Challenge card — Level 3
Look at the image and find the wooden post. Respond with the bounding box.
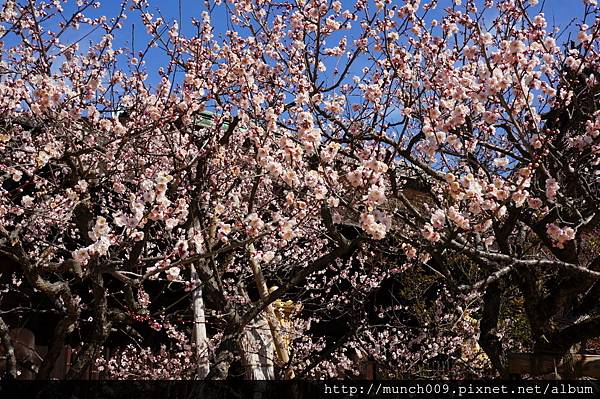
[247,244,291,377]
[507,352,600,379]
[191,265,210,379]
[241,316,275,380]
[364,360,377,380]
[190,216,210,380]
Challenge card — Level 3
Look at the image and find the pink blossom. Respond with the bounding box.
[360,212,387,240]
[367,185,386,204]
[113,212,127,227]
[546,224,576,249]
[527,197,543,209]
[421,224,440,242]
[72,248,90,265]
[494,157,509,168]
[346,169,363,187]
[545,178,559,202]
[166,267,181,281]
[21,195,34,207]
[431,209,446,229]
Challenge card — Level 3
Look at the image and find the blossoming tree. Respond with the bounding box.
[0,0,599,379]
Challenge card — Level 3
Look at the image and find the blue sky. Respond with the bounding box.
[100,0,589,84]
[1,0,592,89]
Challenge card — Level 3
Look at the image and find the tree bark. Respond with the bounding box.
[0,318,17,379]
[66,269,109,379]
[478,282,507,377]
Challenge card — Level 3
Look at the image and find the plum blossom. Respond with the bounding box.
[509,40,527,54]
[527,197,543,209]
[246,213,264,236]
[280,220,295,241]
[366,185,386,204]
[401,243,417,259]
[346,169,363,187]
[314,185,328,200]
[327,196,340,208]
[72,248,90,265]
[421,224,440,242]
[360,212,387,240]
[493,157,509,168]
[217,222,232,242]
[89,216,110,241]
[0,0,597,381]
[165,218,179,230]
[512,190,528,207]
[546,224,576,249]
[545,178,559,202]
[75,180,88,192]
[113,211,128,227]
[166,266,181,281]
[366,158,387,172]
[89,236,111,257]
[113,181,126,194]
[262,250,276,263]
[431,209,446,229]
[131,231,145,241]
[447,206,470,230]
[21,195,34,207]
[360,83,382,103]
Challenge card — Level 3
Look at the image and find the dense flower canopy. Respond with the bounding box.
[0,0,599,379]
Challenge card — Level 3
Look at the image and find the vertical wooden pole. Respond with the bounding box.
[241,317,275,380]
[365,360,377,380]
[191,265,210,379]
[190,215,210,379]
[247,244,291,377]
